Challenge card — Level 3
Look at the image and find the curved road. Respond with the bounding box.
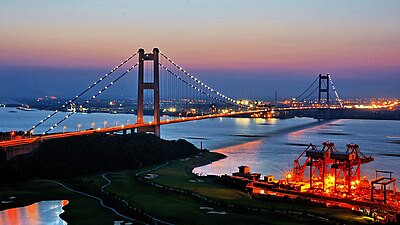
[49,180,145,225]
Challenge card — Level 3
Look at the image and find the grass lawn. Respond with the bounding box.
[80,152,346,225]
[102,170,320,225]
[133,151,374,224]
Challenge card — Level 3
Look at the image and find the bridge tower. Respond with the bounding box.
[318,74,330,119]
[137,48,161,137]
[318,73,330,108]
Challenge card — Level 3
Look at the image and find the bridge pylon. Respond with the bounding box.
[318,74,330,119]
[137,48,160,137]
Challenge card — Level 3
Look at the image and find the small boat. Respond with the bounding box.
[16,105,33,111]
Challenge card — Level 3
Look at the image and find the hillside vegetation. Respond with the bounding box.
[0,133,198,183]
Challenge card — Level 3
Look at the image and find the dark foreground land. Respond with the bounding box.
[0,134,379,224]
[0,133,197,183]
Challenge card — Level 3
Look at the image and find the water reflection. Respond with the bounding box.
[233,118,251,126]
[260,118,278,125]
[194,140,263,176]
[195,118,400,181]
[0,200,68,225]
[287,120,332,142]
[1,108,399,184]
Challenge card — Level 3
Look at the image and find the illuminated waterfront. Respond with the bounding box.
[188,118,400,179]
[1,107,399,180]
[0,200,68,225]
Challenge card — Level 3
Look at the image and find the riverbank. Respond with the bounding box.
[0,180,126,224]
[135,151,377,224]
[0,200,68,225]
[1,150,377,224]
[0,133,199,224]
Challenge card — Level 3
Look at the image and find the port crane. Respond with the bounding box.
[293,142,374,194]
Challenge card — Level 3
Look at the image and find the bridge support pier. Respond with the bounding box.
[2,141,40,161]
[137,48,160,137]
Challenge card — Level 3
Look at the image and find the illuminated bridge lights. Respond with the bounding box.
[24,49,346,139]
[26,51,139,136]
[42,62,139,134]
[159,51,243,106]
[158,62,240,108]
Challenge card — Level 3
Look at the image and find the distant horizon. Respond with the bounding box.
[0,63,399,101]
[1,95,398,103]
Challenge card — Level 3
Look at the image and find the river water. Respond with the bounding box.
[1,107,399,179]
[0,200,68,225]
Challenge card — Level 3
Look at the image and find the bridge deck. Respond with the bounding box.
[0,106,333,150]
[0,110,273,149]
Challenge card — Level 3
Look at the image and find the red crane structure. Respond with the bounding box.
[293,142,374,194]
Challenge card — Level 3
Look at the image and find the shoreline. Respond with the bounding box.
[1,150,378,224]
[188,150,227,174]
[0,200,69,224]
[133,151,373,224]
[1,106,400,122]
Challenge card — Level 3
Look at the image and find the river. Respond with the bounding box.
[1,106,399,179]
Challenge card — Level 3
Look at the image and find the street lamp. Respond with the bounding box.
[63,126,66,133]
[10,131,15,140]
[104,121,107,128]
[91,122,95,129]
[77,124,81,132]
[126,119,130,125]
[30,130,34,138]
[115,121,119,126]
[286,173,292,183]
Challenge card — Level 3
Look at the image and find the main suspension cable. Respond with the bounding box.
[159,52,240,106]
[159,63,238,107]
[297,86,319,103]
[329,75,343,107]
[27,51,139,135]
[43,62,139,134]
[295,76,319,100]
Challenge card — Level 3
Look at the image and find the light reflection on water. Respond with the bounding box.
[233,117,251,126]
[195,139,264,176]
[0,200,68,225]
[1,107,399,181]
[192,118,400,180]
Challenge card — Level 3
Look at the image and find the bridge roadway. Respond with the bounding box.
[0,106,330,151]
[1,109,284,149]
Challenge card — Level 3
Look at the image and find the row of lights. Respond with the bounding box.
[159,63,236,107]
[29,52,139,134]
[8,130,34,140]
[42,62,139,135]
[60,119,132,134]
[328,76,343,108]
[159,52,242,106]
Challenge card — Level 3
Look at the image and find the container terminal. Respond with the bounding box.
[218,142,399,223]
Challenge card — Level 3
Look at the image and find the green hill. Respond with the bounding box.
[0,133,198,183]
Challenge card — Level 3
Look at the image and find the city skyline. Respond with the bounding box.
[0,0,399,99]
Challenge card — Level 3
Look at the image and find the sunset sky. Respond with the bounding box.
[0,0,399,99]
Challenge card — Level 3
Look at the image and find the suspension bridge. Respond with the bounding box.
[0,48,343,160]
